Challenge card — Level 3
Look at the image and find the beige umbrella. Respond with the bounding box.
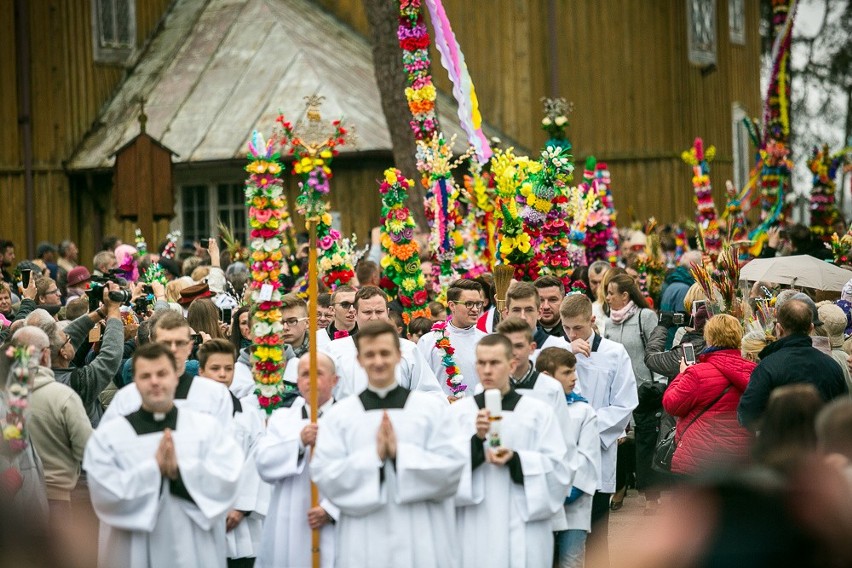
[739,255,852,291]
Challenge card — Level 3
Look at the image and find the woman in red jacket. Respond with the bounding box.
[663,314,755,475]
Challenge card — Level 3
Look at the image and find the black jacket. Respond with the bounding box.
[644,324,707,380]
[737,334,848,429]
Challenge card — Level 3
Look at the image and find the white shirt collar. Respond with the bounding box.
[367,381,399,399]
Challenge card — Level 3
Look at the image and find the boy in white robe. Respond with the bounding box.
[255,352,339,568]
[311,321,467,568]
[559,294,637,566]
[102,310,233,423]
[329,286,443,399]
[83,342,244,568]
[418,278,487,400]
[537,347,601,568]
[199,339,269,567]
[449,334,571,568]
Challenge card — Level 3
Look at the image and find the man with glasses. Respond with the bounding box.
[102,310,233,424]
[326,285,357,339]
[328,286,443,399]
[280,293,333,385]
[417,279,487,400]
[11,325,91,525]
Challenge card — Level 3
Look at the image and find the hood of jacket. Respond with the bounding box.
[697,349,755,391]
[238,347,251,367]
[665,266,695,286]
[31,365,57,391]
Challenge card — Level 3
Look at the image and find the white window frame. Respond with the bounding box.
[174,171,249,246]
[728,0,746,45]
[91,0,136,65]
[731,103,752,193]
[687,0,717,67]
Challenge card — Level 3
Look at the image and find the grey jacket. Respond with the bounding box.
[53,316,124,427]
[604,308,659,386]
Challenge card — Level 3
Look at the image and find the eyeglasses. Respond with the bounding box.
[452,301,483,310]
[282,317,308,327]
[46,289,60,296]
[335,301,355,311]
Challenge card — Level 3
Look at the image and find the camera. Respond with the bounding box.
[86,270,131,312]
[659,312,688,328]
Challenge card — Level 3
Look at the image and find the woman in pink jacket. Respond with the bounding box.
[663,314,755,475]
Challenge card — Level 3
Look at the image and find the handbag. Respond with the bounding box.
[652,384,731,473]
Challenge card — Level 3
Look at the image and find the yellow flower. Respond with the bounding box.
[3,425,21,439]
[321,212,332,226]
[384,170,397,184]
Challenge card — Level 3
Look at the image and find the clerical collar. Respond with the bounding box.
[474,388,522,412]
[448,321,475,332]
[359,384,410,410]
[511,361,539,390]
[126,406,179,435]
[367,381,399,399]
[301,398,335,420]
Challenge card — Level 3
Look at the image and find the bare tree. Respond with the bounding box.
[362,0,429,229]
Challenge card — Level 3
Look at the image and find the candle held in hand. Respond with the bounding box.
[484,389,502,448]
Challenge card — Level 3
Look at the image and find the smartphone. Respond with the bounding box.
[682,343,697,366]
[221,307,232,324]
[198,240,209,249]
[21,268,32,289]
[191,334,202,345]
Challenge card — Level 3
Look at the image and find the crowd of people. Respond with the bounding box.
[2,223,852,568]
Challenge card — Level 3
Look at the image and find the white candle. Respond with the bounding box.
[484,389,502,448]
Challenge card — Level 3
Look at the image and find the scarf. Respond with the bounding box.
[609,301,637,325]
[565,391,588,405]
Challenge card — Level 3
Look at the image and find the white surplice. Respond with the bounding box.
[255,396,337,568]
[417,323,486,396]
[227,394,271,561]
[101,374,234,425]
[328,335,444,400]
[449,393,571,568]
[310,387,466,568]
[83,408,244,568]
[556,400,600,532]
[230,364,255,399]
[573,333,638,493]
[531,334,572,363]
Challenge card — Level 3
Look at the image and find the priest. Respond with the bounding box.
[101,310,233,423]
[328,286,442,399]
[255,351,339,568]
[83,343,244,568]
[311,321,466,568]
[449,334,571,568]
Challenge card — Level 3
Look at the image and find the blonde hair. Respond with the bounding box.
[560,293,593,320]
[683,283,707,313]
[165,277,193,303]
[741,330,772,363]
[704,314,743,349]
[191,266,211,282]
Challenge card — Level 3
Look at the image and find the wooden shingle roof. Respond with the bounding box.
[68,0,477,170]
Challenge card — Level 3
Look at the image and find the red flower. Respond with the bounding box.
[413,290,428,305]
[399,294,413,308]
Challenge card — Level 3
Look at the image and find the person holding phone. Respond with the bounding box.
[662,315,755,476]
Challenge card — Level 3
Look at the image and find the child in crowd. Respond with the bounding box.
[537,347,601,568]
[198,339,268,568]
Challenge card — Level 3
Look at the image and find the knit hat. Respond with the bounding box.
[67,266,92,287]
[178,283,212,306]
[818,303,847,348]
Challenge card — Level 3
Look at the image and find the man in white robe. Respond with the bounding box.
[311,321,466,568]
[502,281,572,363]
[417,278,487,400]
[256,352,339,568]
[559,294,637,566]
[449,334,571,568]
[328,285,442,399]
[102,310,233,423]
[198,339,269,567]
[83,343,244,568]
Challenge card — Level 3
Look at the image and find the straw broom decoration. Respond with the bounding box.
[494,264,514,316]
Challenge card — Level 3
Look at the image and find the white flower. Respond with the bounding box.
[253,322,272,336]
[451,374,464,385]
[555,115,568,126]
[541,117,553,126]
[259,385,279,397]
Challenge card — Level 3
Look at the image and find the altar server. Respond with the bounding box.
[449,333,571,568]
[329,285,442,399]
[255,352,339,568]
[83,343,244,568]
[102,310,233,423]
[311,321,466,568]
[559,294,637,564]
[198,339,269,567]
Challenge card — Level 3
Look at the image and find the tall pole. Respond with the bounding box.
[307,218,320,568]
